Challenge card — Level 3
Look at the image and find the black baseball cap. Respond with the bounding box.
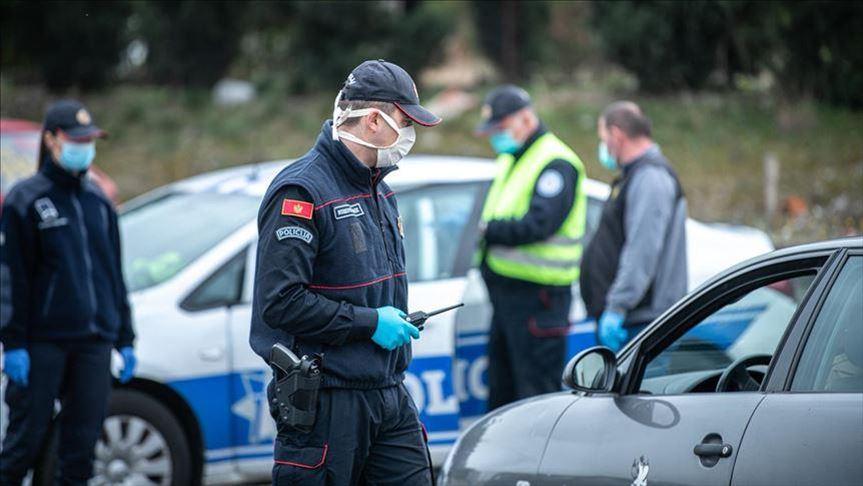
[475,85,532,134]
[43,99,106,141]
[340,60,441,127]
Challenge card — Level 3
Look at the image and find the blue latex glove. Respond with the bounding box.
[119,346,137,384]
[3,349,30,387]
[598,311,628,351]
[372,307,420,350]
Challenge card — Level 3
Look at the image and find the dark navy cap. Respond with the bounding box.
[340,60,441,127]
[475,85,532,133]
[43,99,106,141]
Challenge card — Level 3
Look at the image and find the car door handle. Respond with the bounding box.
[199,347,224,361]
[693,443,733,458]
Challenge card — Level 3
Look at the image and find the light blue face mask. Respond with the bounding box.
[490,130,522,155]
[598,141,618,171]
[59,141,95,172]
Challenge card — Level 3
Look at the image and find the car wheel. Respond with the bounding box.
[90,389,192,486]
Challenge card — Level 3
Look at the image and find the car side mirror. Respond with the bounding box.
[562,346,618,393]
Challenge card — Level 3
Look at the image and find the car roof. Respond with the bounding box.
[699,235,861,287]
[756,236,861,258]
[145,154,612,200]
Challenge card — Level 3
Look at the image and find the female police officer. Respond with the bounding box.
[0,99,136,485]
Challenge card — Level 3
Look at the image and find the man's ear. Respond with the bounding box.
[609,125,624,144]
[44,131,60,152]
[364,110,382,133]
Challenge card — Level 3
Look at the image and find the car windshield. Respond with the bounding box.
[120,191,259,292]
[640,275,814,394]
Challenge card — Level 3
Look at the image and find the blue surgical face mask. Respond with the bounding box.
[489,130,522,155]
[598,141,618,171]
[59,141,95,172]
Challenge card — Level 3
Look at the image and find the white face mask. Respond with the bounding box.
[332,92,416,168]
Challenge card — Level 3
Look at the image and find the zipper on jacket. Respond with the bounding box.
[41,274,58,317]
[71,195,98,314]
[369,169,395,269]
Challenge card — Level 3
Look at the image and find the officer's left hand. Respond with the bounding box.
[119,346,136,384]
[373,307,420,350]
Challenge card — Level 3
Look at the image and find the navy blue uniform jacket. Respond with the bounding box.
[0,160,134,350]
[250,121,409,389]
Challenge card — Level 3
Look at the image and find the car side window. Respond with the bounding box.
[639,274,815,395]
[397,183,482,282]
[791,256,863,393]
[181,248,248,311]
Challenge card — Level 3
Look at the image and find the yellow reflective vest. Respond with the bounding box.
[481,132,587,286]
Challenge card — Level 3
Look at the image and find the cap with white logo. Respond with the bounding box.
[476,85,532,134]
[43,99,106,141]
[339,60,441,127]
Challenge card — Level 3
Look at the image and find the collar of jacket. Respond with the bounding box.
[316,120,398,188]
[40,157,86,189]
[511,122,548,162]
[621,143,662,177]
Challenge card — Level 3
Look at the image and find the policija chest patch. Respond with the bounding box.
[34,197,68,229]
[276,226,313,243]
[333,202,364,220]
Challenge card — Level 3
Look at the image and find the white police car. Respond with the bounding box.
[1,155,773,484]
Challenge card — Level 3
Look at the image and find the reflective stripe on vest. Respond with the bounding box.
[481,132,587,286]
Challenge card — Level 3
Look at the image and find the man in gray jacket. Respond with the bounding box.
[580,101,688,350]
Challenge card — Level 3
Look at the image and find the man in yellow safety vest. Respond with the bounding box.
[476,85,587,410]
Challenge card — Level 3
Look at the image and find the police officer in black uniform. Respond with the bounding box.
[0,100,136,485]
[249,60,441,485]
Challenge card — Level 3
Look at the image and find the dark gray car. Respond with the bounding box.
[439,237,863,486]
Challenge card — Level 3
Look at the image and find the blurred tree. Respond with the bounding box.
[388,2,453,82]
[591,1,728,92]
[0,0,131,91]
[772,1,863,109]
[591,0,863,108]
[471,1,551,81]
[136,0,245,87]
[267,1,451,93]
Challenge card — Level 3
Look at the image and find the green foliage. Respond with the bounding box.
[772,1,863,109]
[471,1,551,81]
[592,1,732,92]
[135,0,246,87]
[0,0,131,91]
[260,1,452,93]
[591,0,863,108]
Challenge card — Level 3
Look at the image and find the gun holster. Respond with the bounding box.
[269,344,322,432]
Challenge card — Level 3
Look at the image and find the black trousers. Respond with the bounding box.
[268,382,433,486]
[0,340,112,486]
[486,280,570,411]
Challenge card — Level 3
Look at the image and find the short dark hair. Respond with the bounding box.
[601,101,652,138]
[336,99,396,128]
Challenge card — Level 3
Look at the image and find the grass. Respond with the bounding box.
[1,80,861,245]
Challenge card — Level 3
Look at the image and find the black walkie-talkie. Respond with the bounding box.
[405,303,464,330]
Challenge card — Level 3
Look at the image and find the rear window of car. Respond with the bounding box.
[120,191,259,292]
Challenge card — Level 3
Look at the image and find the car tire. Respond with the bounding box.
[91,388,193,486]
